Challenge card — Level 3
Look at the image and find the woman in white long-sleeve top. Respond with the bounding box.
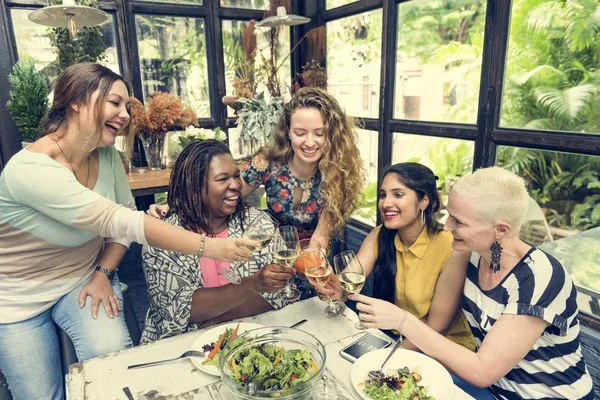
[0,62,257,400]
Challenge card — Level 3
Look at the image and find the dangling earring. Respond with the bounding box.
[420,209,425,226]
[490,240,503,273]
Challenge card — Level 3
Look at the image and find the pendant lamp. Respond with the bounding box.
[256,6,310,28]
[29,0,108,38]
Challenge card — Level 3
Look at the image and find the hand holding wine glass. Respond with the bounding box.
[273,226,301,301]
[303,245,345,317]
[333,250,366,329]
[219,211,278,284]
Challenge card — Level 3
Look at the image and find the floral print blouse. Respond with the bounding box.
[242,154,323,238]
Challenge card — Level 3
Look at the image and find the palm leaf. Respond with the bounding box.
[523,118,556,130]
[534,84,596,122]
[565,0,600,52]
[526,1,565,34]
[512,65,565,86]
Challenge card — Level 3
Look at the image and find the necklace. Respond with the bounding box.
[54,139,91,188]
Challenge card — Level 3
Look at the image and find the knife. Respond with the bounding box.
[290,319,307,328]
[122,387,134,400]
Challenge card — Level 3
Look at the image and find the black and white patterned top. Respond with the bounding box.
[462,248,594,399]
[140,207,285,343]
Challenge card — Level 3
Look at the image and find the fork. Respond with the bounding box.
[368,337,403,380]
[127,350,205,370]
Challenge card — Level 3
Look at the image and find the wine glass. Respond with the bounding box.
[273,226,301,302]
[333,250,366,330]
[219,211,278,284]
[302,245,345,318]
[313,375,337,399]
[295,238,320,280]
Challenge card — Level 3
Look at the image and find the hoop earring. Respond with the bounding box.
[490,240,503,273]
[420,209,425,226]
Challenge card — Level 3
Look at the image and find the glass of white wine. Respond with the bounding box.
[219,211,278,284]
[333,250,366,330]
[303,246,346,318]
[273,226,301,301]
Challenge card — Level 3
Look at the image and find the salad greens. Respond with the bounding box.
[202,325,240,368]
[226,341,319,391]
[363,367,433,400]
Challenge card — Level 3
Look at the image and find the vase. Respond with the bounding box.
[142,134,166,170]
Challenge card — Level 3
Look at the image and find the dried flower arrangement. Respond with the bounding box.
[129,92,198,139]
[293,26,327,93]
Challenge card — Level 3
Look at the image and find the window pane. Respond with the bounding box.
[327,10,382,119]
[353,129,378,226]
[11,9,119,79]
[496,146,600,313]
[394,0,486,123]
[326,0,358,10]
[135,15,210,118]
[222,20,291,118]
[501,0,600,134]
[222,0,266,9]
[392,133,474,202]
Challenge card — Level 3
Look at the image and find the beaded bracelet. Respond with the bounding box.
[198,233,207,258]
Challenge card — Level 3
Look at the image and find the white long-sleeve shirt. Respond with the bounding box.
[0,146,147,323]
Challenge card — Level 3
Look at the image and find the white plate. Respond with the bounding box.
[190,322,263,376]
[350,348,454,400]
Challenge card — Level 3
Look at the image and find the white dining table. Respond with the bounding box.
[66,297,474,399]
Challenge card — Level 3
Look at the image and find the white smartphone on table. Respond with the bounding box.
[339,333,393,363]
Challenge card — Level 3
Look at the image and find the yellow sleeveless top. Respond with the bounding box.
[373,226,476,351]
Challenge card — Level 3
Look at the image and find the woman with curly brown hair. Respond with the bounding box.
[150,88,366,249]
[241,87,365,248]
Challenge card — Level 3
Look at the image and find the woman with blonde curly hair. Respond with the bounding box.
[149,88,365,249]
[241,87,365,247]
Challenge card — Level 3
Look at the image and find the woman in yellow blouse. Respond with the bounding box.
[332,162,475,351]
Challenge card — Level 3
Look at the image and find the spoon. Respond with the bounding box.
[368,337,403,380]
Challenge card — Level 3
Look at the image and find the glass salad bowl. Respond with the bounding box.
[218,326,327,399]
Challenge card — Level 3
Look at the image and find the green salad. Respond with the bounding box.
[225,341,319,391]
[363,367,433,400]
[201,325,240,368]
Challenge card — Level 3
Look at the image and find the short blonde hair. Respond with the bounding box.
[451,166,529,236]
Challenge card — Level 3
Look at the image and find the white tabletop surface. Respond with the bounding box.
[66,297,474,399]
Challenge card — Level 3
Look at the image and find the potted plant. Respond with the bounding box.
[236,93,284,155]
[7,58,50,147]
[129,92,198,170]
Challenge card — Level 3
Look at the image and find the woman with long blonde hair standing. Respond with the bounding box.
[241,87,366,248]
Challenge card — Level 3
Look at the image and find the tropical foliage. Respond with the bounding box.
[345,0,599,234]
[502,0,600,132]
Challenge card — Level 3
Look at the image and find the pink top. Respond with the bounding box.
[199,227,232,288]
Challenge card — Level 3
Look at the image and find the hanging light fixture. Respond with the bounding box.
[29,0,108,38]
[256,6,310,28]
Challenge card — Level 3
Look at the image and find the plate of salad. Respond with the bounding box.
[350,348,453,400]
[190,322,263,376]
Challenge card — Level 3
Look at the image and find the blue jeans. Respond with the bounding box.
[0,274,132,400]
[451,374,495,399]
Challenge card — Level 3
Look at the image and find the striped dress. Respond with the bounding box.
[462,248,594,399]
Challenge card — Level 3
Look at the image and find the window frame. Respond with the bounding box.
[321,0,600,326]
